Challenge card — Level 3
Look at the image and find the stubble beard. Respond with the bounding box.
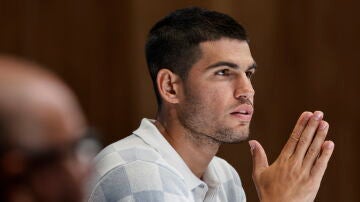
[178,92,250,146]
[180,117,250,146]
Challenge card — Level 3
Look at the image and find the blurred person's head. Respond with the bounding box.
[0,56,98,202]
[145,7,249,107]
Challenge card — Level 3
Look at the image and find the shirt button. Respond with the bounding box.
[199,184,205,188]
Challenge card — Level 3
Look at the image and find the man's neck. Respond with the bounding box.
[155,114,220,179]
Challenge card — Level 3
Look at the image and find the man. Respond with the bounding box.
[0,56,99,202]
[88,7,334,201]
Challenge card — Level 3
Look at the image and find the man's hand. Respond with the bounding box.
[249,111,334,202]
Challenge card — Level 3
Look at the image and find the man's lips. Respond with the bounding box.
[230,104,254,122]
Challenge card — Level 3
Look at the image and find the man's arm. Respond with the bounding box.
[249,111,334,202]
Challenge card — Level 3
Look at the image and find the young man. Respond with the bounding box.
[88,7,334,201]
[0,56,99,202]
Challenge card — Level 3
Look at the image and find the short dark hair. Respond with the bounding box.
[145,7,249,106]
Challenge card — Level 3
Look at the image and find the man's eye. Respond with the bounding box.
[246,71,254,79]
[215,69,230,76]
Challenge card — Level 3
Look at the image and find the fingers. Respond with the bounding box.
[310,141,334,179]
[302,120,329,169]
[292,111,324,160]
[249,140,269,175]
[280,111,313,159]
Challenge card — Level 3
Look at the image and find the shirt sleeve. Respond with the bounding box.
[88,160,193,202]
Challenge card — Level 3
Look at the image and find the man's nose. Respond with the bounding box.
[234,74,255,100]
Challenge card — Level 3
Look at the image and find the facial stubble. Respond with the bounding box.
[177,86,250,146]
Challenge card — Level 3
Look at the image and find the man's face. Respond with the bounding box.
[177,38,256,144]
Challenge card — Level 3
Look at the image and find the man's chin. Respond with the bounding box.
[221,135,249,144]
[214,128,250,144]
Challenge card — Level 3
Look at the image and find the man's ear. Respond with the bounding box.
[156,69,182,104]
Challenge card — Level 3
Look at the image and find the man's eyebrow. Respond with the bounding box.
[206,61,257,71]
[206,61,239,70]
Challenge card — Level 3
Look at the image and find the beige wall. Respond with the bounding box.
[1,0,359,201]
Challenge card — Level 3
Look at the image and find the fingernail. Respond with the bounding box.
[313,111,323,120]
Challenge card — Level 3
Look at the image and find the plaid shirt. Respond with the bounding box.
[88,118,246,202]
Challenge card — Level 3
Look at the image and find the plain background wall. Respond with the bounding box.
[1,0,359,201]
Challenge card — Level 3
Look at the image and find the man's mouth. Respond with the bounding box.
[230,104,254,122]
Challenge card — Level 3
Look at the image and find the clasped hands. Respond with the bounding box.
[249,111,334,202]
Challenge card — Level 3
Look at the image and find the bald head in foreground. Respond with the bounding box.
[0,56,98,202]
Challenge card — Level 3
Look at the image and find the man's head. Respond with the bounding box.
[0,56,97,202]
[146,7,256,144]
[146,7,249,106]
[146,8,256,144]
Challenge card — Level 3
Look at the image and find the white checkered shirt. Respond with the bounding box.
[87,118,246,202]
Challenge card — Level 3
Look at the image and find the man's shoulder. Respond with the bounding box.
[89,159,190,202]
[93,134,165,177]
[88,134,191,201]
[211,156,242,185]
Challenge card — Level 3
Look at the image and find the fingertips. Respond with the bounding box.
[310,140,334,178]
[323,140,335,151]
[248,140,269,173]
[292,111,324,159]
[298,111,313,127]
[318,120,329,131]
[281,111,313,158]
[320,140,335,165]
[306,111,324,130]
[293,111,313,134]
[248,140,258,155]
[302,120,330,168]
[249,140,265,157]
[312,111,324,121]
[301,111,313,121]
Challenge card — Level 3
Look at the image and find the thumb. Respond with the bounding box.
[249,140,269,174]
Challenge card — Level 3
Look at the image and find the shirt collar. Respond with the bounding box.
[133,118,207,190]
[202,158,221,188]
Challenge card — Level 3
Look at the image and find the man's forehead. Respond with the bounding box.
[199,38,251,54]
[196,38,255,68]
